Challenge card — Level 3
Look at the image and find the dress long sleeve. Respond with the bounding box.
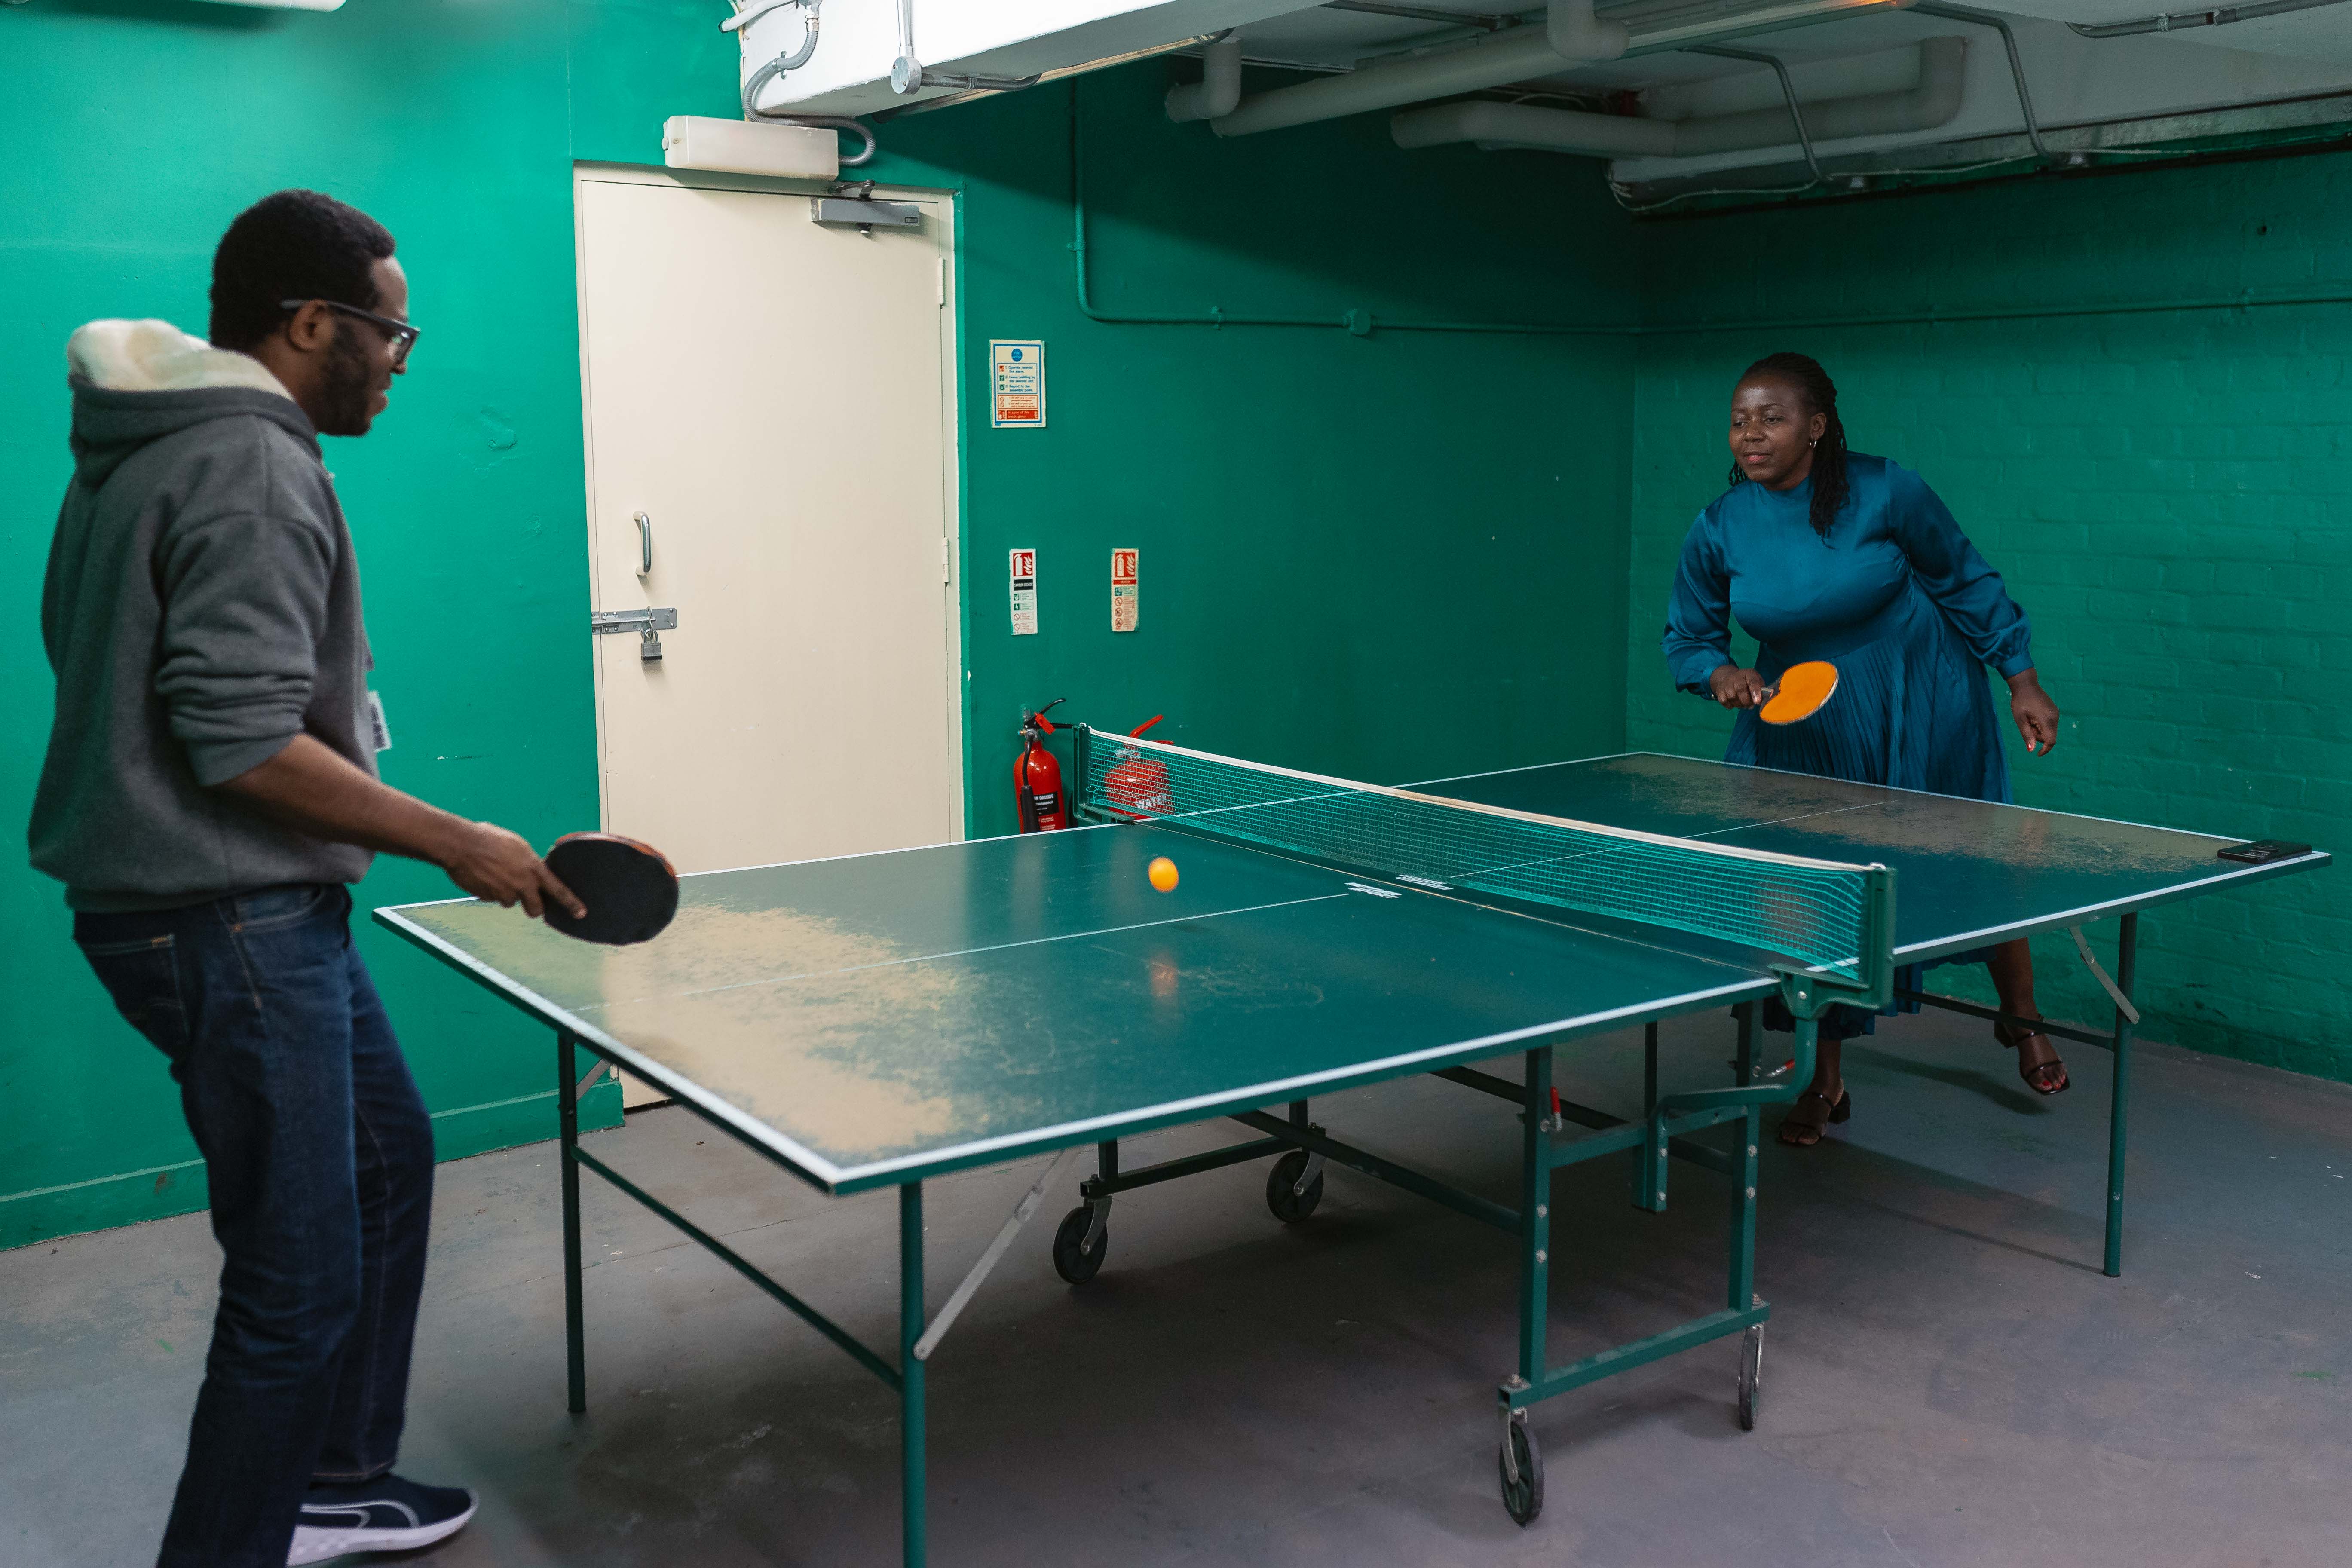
[1661,515,1735,695]
[1886,466,2034,678]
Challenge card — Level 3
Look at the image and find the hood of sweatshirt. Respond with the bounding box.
[65,319,318,491]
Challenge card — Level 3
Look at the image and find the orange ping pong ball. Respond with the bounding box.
[1147,856,1179,893]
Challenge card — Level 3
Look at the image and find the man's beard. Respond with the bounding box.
[314,321,379,436]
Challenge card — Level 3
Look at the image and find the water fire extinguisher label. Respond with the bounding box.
[989,340,1045,428]
[1111,548,1139,633]
[1009,548,1038,635]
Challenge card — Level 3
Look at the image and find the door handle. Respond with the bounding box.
[633,511,653,577]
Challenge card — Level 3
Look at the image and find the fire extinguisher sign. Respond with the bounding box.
[989,340,1045,429]
[1009,548,1038,635]
[1111,548,1139,632]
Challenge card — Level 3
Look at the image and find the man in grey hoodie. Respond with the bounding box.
[31,190,581,1568]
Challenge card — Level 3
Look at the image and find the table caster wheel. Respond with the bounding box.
[1737,1323,1763,1432]
[1265,1150,1324,1224]
[1052,1205,1107,1284]
[1498,1412,1543,1525]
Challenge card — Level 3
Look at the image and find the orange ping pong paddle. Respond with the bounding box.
[1758,661,1839,726]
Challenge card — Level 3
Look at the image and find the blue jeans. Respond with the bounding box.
[74,884,435,1568]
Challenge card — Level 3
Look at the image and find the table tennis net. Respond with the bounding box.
[1078,730,1880,980]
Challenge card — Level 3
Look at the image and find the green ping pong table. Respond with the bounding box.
[374,734,2325,1565]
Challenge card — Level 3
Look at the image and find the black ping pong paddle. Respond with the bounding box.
[2216,839,2311,864]
[542,832,679,945]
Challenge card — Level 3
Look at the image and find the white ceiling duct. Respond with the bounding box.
[741,0,1311,116]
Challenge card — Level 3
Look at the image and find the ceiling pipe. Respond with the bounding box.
[1167,31,1244,123]
[1549,0,1630,58]
[1323,0,1524,29]
[2068,0,2348,37]
[1396,99,1678,154]
[1209,4,1616,137]
[1206,0,1914,138]
[1391,36,1967,158]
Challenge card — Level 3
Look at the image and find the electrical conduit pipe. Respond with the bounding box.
[1391,36,1967,158]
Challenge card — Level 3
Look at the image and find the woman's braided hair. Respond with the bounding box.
[1727,352,1850,538]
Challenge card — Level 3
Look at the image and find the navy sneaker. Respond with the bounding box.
[288,1474,478,1564]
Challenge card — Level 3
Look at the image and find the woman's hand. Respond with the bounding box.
[1708,663,1767,710]
[2009,668,2060,755]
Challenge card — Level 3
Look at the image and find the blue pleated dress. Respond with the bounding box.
[1661,453,2036,1038]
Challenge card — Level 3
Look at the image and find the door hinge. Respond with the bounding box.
[937,257,946,308]
[940,537,952,584]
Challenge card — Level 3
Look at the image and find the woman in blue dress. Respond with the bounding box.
[1662,352,2067,1147]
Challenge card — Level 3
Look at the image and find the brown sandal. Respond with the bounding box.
[1777,1089,1850,1147]
[1995,1022,2070,1095]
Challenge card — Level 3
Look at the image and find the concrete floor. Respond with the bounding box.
[5,1006,2349,1568]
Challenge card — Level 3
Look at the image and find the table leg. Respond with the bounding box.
[2104,914,2139,1279]
[1494,1045,1556,1525]
[1728,1104,1759,1314]
[900,1182,928,1567]
[1729,993,1766,1306]
[1635,1023,1666,1212]
[557,1031,586,1415]
[1517,1047,1554,1384]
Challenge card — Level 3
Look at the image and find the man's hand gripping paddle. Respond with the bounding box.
[541,832,679,945]
[1758,660,1840,726]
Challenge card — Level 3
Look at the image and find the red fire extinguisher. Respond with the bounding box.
[1016,699,1069,832]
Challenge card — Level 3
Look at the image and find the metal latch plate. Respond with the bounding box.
[590,608,678,634]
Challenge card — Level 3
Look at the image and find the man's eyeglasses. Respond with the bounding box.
[278,298,420,366]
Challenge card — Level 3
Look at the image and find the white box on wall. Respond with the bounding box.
[661,116,839,181]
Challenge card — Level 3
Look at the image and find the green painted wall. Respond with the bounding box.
[1623,154,2352,1078]
[0,4,1634,1247]
[864,75,1640,822]
[18,0,2330,1252]
[0,0,625,1250]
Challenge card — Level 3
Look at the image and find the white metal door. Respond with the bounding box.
[575,167,960,875]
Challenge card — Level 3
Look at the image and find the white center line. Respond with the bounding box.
[590,893,1355,1008]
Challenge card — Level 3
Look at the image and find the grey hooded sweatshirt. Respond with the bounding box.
[31,319,378,910]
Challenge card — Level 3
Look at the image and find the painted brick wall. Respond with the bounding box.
[0,9,1632,1247]
[1624,153,2352,1080]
